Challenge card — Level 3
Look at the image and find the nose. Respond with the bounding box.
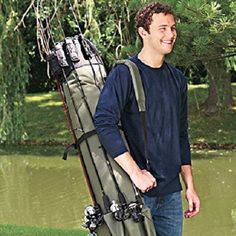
[167,27,176,38]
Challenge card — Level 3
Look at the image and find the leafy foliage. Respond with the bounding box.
[0,0,30,143]
[167,0,236,65]
[1,0,236,142]
[164,0,236,112]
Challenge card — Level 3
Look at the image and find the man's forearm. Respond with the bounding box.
[181,165,195,191]
[181,164,200,218]
[115,152,142,176]
[114,152,157,192]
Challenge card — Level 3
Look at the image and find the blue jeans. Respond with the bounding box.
[143,191,183,236]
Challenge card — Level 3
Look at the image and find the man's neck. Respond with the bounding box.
[138,49,165,68]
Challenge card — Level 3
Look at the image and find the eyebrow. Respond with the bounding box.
[158,24,176,28]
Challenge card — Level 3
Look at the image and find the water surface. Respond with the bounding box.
[0,146,235,235]
[0,146,91,229]
[183,150,236,236]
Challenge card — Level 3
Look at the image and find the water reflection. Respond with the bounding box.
[0,147,91,229]
[183,150,236,236]
[0,147,235,236]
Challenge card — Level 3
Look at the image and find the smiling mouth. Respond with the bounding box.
[161,39,175,45]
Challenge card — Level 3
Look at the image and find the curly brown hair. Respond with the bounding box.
[135,2,175,34]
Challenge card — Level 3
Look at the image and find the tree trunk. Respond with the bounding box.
[202,61,219,115]
[222,70,234,109]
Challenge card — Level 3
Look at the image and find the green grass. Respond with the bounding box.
[0,224,87,236]
[24,83,236,147]
[24,92,73,144]
[188,83,236,146]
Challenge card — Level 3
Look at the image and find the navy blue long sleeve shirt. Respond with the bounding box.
[94,55,191,197]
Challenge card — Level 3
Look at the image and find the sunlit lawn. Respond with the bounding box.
[25,92,72,144]
[24,83,236,146]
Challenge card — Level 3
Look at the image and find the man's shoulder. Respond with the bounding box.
[109,60,133,77]
[165,62,185,78]
[105,60,133,87]
[166,62,188,84]
[165,62,188,91]
[108,57,138,79]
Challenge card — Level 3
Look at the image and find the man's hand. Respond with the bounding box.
[181,165,200,218]
[184,188,200,218]
[114,151,157,192]
[130,169,157,193]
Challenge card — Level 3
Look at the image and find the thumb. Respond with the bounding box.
[188,199,193,212]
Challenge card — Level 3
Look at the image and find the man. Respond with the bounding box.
[94,2,200,236]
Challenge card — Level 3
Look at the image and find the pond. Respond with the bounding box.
[0,146,235,236]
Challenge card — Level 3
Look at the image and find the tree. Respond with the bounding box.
[0,1,30,143]
[2,0,235,145]
[167,0,236,114]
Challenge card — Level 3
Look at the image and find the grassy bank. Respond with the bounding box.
[188,83,236,147]
[0,224,87,236]
[24,92,72,144]
[24,83,236,148]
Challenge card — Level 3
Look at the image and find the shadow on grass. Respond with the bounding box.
[189,110,236,145]
[0,144,78,157]
[188,85,208,107]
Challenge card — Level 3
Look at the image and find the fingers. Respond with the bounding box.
[130,169,157,193]
[185,193,200,218]
[142,170,157,191]
[188,199,193,212]
[141,169,157,188]
[191,198,200,217]
[184,204,199,218]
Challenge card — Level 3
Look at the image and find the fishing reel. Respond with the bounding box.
[83,205,103,234]
[110,200,125,221]
[127,202,144,223]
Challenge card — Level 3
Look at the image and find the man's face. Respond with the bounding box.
[140,13,177,56]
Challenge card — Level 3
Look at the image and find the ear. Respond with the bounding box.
[138,27,149,39]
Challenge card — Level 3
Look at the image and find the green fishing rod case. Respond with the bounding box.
[47,34,156,236]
